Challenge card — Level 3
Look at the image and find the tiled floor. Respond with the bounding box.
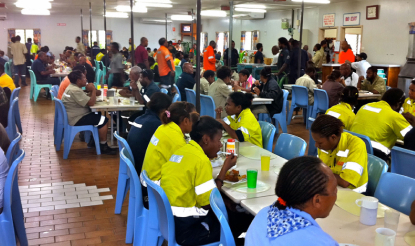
[16,83,309,246]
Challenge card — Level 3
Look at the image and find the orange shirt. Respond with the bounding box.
[86,59,92,67]
[57,76,71,99]
[35,54,39,60]
[338,49,355,64]
[203,46,216,71]
[157,46,175,77]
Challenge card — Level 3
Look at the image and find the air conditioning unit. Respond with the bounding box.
[234,12,265,20]
[0,14,7,21]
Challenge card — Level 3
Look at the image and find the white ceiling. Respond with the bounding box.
[0,0,352,18]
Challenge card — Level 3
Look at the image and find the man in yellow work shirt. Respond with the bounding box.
[31,38,39,56]
[0,63,16,92]
[96,49,106,62]
[403,79,415,117]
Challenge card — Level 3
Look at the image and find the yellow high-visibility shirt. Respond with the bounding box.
[96,53,104,61]
[224,108,263,148]
[142,122,186,181]
[318,132,368,193]
[350,101,412,155]
[30,44,39,55]
[174,58,181,66]
[403,98,415,117]
[160,140,216,217]
[0,73,16,92]
[326,102,355,130]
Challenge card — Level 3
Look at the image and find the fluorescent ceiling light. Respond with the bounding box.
[136,0,172,3]
[142,3,173,8]
[16,0,52,9]
[142,18,172,23]
[234,8,266,13]
[105,12,128,18]
[291,0,330,3]
[235,4,266,9]
[201,10,227,17]
[21,8,50,15]
[170,15,193,21]
[116,5,147,13]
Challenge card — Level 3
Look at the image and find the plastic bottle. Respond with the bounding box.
[227,139,236,154]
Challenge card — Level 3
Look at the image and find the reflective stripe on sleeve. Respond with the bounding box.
[95,116,106,127]
[208,56,214,59]
[371,141,391,155]
[400,125,413,137]
[150,135,159,146]
[165,55,170,59]
[128,121,142,128]
[169,155,183,163]
[195,179,215,196]
[353,183,367,194]
[363,105,382,113]
[327,111,341,118]
[223,117,231,125]
[171,206,209,217]
[239,126,250,136]
[144,95,150,102]
[342,162,363,176]
[336,149,349,158]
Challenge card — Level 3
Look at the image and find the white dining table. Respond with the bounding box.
[252,98,273,105]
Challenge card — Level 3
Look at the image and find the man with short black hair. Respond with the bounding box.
[135,37,149,69]
[312,40,327,69]
[75,36,85,55]
[10,35,28,87]
[203,41,217,72]
[157,38,175,89]
[288,40,309,84]
[194,70,215,95]
[176,63,196,101]
[31,52,60,98]
[340,63,359,87]
[106,42,125,88]
[347,52,371,80]
[295,67,318,105]
[25,38,33,55]
[91,41,100,61]
[224,40,239,68]
[254,43,264,64]
[358,67,386,96]
[209,66,234,118]
[78,55,95,83]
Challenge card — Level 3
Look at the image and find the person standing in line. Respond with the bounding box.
[338,41,355,64]
[75,36,85,55]
[203,41,217,72]
[156,38,175,90]
[312,40,327,70]
[275,37,291,79]
[91,41,101,61]
[106,42,125,88]
[224,40,239,68]
[346,53,371,81]
[31,38,40,57]
[254,43,264,64]
[25,38,32,56]
[10,35,28,87]
[271,46,280,65]
[135,37,150,69]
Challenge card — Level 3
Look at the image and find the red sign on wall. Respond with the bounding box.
[57,23,66,26]
[173,27,176,32]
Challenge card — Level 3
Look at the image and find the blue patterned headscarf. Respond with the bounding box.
[267,205,312,238]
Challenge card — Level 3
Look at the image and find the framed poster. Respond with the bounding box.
[343,12,360,26]
[323,14,335,27]
[366,5,379,20]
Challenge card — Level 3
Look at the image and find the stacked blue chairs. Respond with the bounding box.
[10,88,22,134]
[29,70,52,102]
[161,88,168,94]
[5,98,18,140]
[344,130,373,155]
[310,89,329,120]
[274,133,307,160]
[173,84,181,101]
[175,66,182,82]
[209,188,236,246]
[0,149,27,246]
[5,133,21,166]
[142,170,218,246]
[308,117,317,156]
[200,94,216,118]
[374,173,415,215]
[365,154,388,196]
[172,93,180,103]
[259,121,276,152]
[288,85,313,128]
[55,99,101,159]
[391,146,415,179]
[185,88,196,105]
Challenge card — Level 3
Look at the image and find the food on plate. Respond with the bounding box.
[225,170,246,182]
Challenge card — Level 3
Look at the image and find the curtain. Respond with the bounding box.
[215,32,220,50]
[240,31,246,52]
[33,29,41,47]
[224,32,229,52]
[252,30,259,50]
[82,30,89,47]
[7,29,15,46]
[204,32,208,49]
[105,30,113,50]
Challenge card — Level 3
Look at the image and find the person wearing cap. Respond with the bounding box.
[346,52,371,81]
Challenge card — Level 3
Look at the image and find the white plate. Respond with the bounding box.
[224,178,247,185]
[359,90,369,93]
[234,180,270,193]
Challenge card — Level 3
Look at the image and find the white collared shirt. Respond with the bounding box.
[351,60,371,78]
[343,72,359,87]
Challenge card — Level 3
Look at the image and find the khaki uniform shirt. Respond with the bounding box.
[208,78,232,118]
[361,75,386,96]
[312,47,325,68]
[295,74,316,105]
[194,77,210,95]
[10,42,28,65]
[76,42,86,55]
[62,84,91,126]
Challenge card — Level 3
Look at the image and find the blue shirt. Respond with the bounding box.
[91,45,101,60]
[127,109,162,171]
[140,81,160,105]
[31,59,48,81]
[176,72,196,101]
[245,206,339,246]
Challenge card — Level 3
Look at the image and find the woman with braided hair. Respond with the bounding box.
[325,86,359,130]
[245,156,338,245]
[311,114,368,193]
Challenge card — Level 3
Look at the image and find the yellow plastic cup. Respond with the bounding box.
[261,154,271,171]
[97,85,101,90]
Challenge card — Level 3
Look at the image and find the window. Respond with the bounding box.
[200,32,207,53]
[344,27,362,55]
[243,31,252,51]
[15,29,34,43]
[88,30,106,48]
[217,32,225,53]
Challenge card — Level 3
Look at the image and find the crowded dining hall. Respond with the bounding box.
[2,0,415,245]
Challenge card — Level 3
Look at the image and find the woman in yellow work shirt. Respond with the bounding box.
[311,115,368,193]
[160,116,238,246]
[141,101,199,182]
[215,92,263,148]
[403,79,415,117]
[325,86,359,130]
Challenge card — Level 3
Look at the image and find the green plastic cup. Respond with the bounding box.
[247,169,258,189]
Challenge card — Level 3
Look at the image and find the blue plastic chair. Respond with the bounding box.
[173,84,181,101]
[4,62,12,77]
[391,146,415,179]
[365,154,389,197]
[0,149,28,246]
[51,85,59,99]
[53,95,65,151]
[142,170,217,246]
[288,85,313,128]
[308,117,317,156]
[209,188,236,246]
[161,88,168,94]
[29,70,52,102]
[5,98,18,140]
[310,89,329,120]
[274,133,307,160]
[55,99,101,159]
[175,66,183,83]
[185,88,196,105]
[259,121,276,152]
[200,94,216,118]
[374,173,415,215]
[344,130,373,155]
[172,93,180,103]
[5,133,21,167]
[95,69,102,88]
[273,89,289,134]
[10,87,22,134]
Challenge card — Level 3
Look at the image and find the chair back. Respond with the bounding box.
[51,85,59,99]
[210,188,236,246]
[114,131,135,164]
[95,68,101,83]
[95,69,102,86]
[175,66,182,82]
[141,170,176,244]
[120,148,144,213]
[4,62,12,77]
[366,154,389,196]
[200,94,216,118]
[55,99,69,126]
[307,117,317,156]
[10,88,20,102]
[6,98,18,140]
[274,133,307,160]
[281,89,289,115]
[291,85,309,108]
[5,133,21,167]
[313,89,329,113]
[391,146,415,179]
[374,173,415,215]
[172,93,180,103]
[160,88,168,94]
[173,84,181,101]
[185,88,196,105]
[29,70,37,85]
[344,130,373,155]
[259,121,276,152]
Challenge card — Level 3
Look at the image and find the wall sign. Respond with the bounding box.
[57,23,66,26]
[343,12,360,26]
[366,5,379,20]
[323,14,335,27]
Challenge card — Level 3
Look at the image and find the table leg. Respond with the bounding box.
[110,112,114,146]
[116,111,120,144]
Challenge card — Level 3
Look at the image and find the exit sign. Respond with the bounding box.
[57,23,66,26]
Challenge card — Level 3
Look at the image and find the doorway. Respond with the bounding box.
[340,26,363,55]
